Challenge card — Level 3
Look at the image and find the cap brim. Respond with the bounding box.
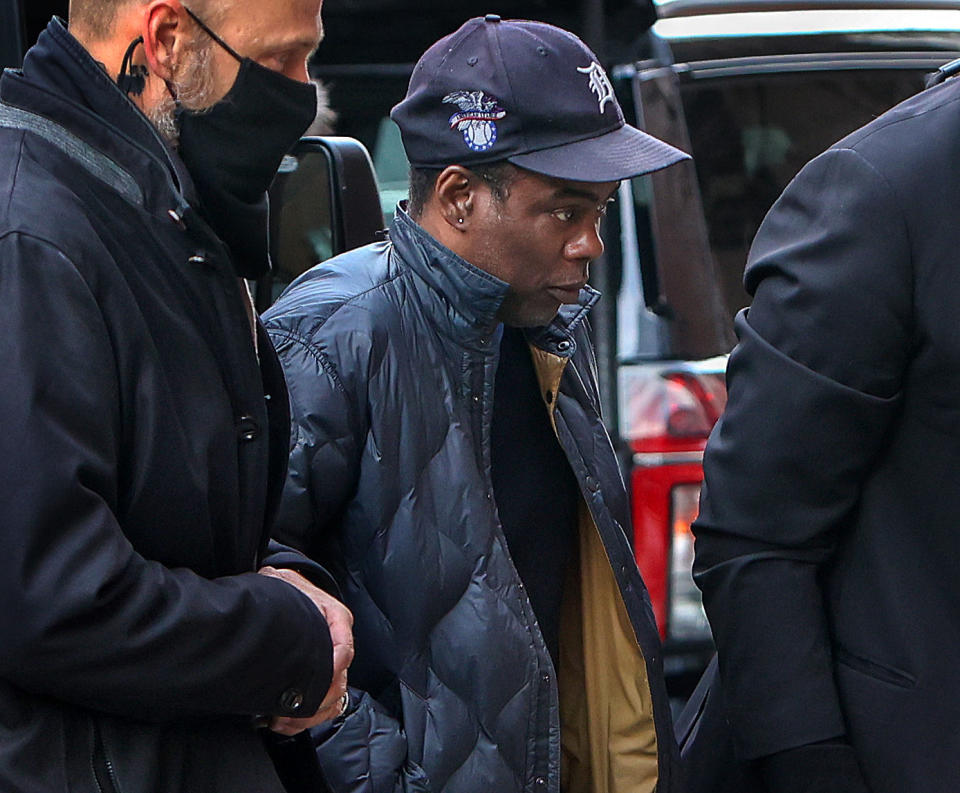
[507,124,690,182]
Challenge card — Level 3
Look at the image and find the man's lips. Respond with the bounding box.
[548,283,586,301]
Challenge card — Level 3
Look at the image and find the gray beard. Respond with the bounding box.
[147,42,216,146]
[147,51,336,145]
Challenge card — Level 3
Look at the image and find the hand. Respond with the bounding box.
[258,566,354,735]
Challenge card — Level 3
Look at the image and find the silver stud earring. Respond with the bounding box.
[458,218,464,224]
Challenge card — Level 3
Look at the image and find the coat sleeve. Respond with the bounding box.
[692,147,912,760]
[0,233,333,721]
[266,317,430,793]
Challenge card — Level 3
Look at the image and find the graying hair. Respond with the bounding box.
[69,0,222,40]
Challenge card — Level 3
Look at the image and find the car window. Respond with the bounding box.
[268,151,334,301]
[682,67,934,317]
[371,116,411,228]
[313,69,412,226]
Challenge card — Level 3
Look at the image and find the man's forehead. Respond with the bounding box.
[516,169,620,202]
[217,0,323,40]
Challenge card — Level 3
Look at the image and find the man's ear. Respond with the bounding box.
[432,166,479,231]
[140,0,188,81]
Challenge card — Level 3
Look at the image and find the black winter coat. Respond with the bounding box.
[264,209,682,793]
[693,73,960,792]
[0,20,332,793]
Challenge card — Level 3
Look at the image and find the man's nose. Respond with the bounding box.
[287,61,310,84]
[567,223,604,261]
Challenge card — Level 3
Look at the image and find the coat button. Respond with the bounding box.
[585,475,600,492]
[279,688,304,713]
[239,415,259,442]
[557,340,572,353]
[167,208,186,229]
[535,777,546,787]
[188,253,206,265]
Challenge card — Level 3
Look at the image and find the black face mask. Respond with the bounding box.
[173,6,317,278]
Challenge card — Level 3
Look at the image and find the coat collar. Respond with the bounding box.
[3,18,196,216]
[391,206,508,338]
[390,205,600,354]
[526,284,600,358]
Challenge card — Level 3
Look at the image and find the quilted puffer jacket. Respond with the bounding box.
[263,209,682,793]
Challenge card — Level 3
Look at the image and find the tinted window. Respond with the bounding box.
[266,151,334,302]
[682,68,933,316]
[312,69,411,226]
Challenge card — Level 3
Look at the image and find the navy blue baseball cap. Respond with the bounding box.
[391,14,690,182]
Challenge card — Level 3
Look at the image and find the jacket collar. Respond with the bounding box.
[2,18,196,216]
[390,205,600,353]
[391,206,508,339]
[525,288,600,358]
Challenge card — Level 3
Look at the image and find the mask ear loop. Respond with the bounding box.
[181,5,244,63]
[117,36,148,96]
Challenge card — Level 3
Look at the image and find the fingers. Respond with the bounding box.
[317,667,348,712]
[256,566,355,735]
[319,594,355,678]
[321,593,354,648]
[268,714,315,736]
[261,567,355,675]
[258,568,354,660]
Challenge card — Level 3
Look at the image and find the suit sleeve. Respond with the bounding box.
[0,233,333,721]
[266,316,430,793]
[692,147,912,759]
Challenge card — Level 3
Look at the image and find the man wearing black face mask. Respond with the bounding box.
[172,4,320,278]
[0,1,353,791]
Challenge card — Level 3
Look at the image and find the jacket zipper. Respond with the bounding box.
[477,341,559,790]
[91,722,121,793]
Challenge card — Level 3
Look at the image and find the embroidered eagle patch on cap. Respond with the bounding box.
[443,91,508,152]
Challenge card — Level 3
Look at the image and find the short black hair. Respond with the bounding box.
[406,167,442,219]
[406,162,518,219]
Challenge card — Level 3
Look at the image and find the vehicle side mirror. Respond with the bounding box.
[258,135,385,312]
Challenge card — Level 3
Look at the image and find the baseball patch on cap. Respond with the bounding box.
[577,63,615,114]
[443,91,508,152]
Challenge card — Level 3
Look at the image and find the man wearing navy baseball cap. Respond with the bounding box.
[264,15,689,793]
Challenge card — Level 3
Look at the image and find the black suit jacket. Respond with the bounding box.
[693,74,960,793]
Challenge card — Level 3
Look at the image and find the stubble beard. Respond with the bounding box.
[147,39,217,146]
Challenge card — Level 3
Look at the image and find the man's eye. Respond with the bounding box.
[553,208,575,222]
[262,52,292,70]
